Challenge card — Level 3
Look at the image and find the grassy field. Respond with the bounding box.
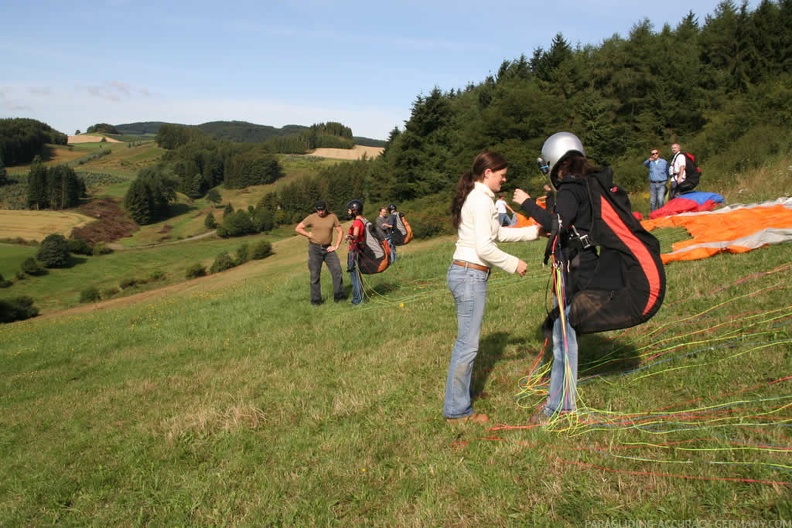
[0,142,790,525]
[0,218,790,525]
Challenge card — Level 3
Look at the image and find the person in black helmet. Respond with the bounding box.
[295,200,345,305]
[346,199,366,305]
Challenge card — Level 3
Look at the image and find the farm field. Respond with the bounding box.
[0,209,95,241]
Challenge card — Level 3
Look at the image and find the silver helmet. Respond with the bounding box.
[539,132,585,187]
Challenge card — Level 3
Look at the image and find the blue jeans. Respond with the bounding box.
[387,236,396,263]
[649,181,667,212]
[444,264,489,419]
[545,305,578,415]
[348,252,363,305]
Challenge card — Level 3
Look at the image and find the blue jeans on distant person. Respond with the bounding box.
[444,264,489,419]
[649,181,667,212]
[348,252,364,305]
[545,305,578,416]
[387,236,396,263]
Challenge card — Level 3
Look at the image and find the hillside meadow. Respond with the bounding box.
[1,212,791,525]
[0,138,790,524]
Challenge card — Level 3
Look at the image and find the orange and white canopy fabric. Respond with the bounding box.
[642,197,792,263]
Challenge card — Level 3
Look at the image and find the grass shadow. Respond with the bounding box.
[472,331,512,399]
[167,202,196,218]
[368,282,400,296]
[578,333,642,377]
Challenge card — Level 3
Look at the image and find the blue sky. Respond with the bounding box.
[1,0,750,140]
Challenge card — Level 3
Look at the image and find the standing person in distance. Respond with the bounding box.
[444,151,540,424]
[346,200,366,306]
[295,201,345,305]
[495,192,516,226]
[669,143,686,199]
[513,132,599,420]
[644,148,668,213]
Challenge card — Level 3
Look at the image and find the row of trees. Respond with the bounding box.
[236,0,792,242]
[363,0,792,204]
[26,157,86,210]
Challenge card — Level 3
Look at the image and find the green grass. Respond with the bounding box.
[1,151,790,525]
[1,224,790,525]
[0,243,37,279]
[0,232,291,313]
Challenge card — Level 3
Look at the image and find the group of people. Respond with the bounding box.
[295,132,652,425]
[295,200,401,307]
[643,143,689,212]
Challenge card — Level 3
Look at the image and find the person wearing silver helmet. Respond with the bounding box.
[513,132,601,420]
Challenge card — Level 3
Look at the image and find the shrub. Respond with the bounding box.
[36,233,71,268]
[250,240,273,260]
[20,257,46,276]
[218,210,255,238]
[92,243,114,256]
[101,287,119,299]
[0,296,39,323]
[209,252,237,273]
[185,263,207,279]
[236,243,250,264]
[0,273,12,288]
[149,271,165,281]
[204,211,217,229]
[67,237,93,256]
[79,287,101,303]
[119,277,139,289]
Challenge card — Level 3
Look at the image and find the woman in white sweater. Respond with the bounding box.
[443,151,540,423]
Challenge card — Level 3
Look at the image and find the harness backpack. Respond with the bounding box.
[551,168,666,334]
[356,217,391,274]
[677,152,702,193]
[391,212,413,246]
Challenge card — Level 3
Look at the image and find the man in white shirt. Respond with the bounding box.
[494,192,515,226]
[669,143,686,199]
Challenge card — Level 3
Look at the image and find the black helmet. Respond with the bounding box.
[387,203,397,213]
[347,199,363,216]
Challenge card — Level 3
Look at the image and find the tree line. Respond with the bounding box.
[6,1,791,240]
[126,0,792,239]
[0,118,68,167]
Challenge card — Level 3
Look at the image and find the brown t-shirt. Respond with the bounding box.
[301,212,341,246]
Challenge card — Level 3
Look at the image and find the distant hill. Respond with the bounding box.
[114,121,386,147]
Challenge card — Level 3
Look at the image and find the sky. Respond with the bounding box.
[1,0,752,141]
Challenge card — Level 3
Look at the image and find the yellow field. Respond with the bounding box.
[0,210,95,242]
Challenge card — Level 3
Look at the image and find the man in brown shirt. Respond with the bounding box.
[295,201,345,305]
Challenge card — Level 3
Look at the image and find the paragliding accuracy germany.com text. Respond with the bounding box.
[584,520,791,528]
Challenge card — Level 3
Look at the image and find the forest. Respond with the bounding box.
[248,0,792,239]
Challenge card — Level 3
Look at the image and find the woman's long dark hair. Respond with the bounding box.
[554,153,600,181]
[450,151,508,229]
